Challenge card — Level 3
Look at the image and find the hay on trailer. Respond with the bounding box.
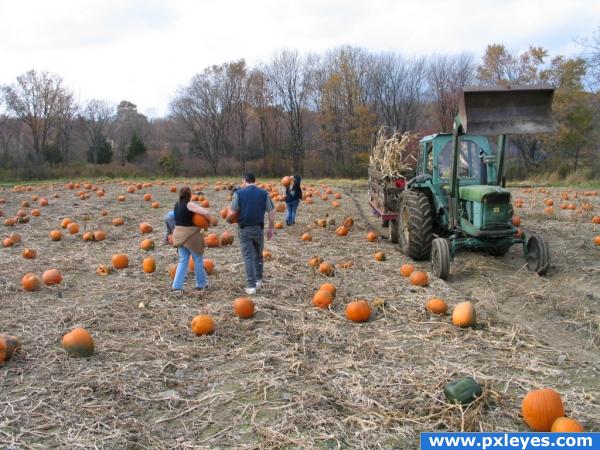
[370,127,417,178]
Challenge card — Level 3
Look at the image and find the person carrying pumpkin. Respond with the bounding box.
[284,174,302,226]
[171,187,212,292]
[227,172,275,295]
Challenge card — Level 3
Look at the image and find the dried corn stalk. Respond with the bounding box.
[369,126,416,177]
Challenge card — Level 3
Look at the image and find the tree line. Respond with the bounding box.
[1,33,600,180]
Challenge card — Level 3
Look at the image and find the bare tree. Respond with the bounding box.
[81,100,115,164]
[2,70,68,159]
[268,49,314,174]
[248,68,275,171]
[427,53,475,132]
[54,89,78,164]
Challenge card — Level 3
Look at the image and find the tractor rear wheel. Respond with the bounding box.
[389,219,398,243]
[398,190,433,260]
[525,233,550,275]
[431,238,451,280]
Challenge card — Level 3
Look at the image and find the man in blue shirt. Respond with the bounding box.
[228,173,275,295]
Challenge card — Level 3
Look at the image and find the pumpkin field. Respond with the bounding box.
[1,179,599,448]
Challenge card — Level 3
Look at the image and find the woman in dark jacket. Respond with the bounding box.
[284,175,302,226]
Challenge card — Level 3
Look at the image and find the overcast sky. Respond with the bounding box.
[1,0,598,117]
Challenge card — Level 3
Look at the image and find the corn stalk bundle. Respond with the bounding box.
[369,126,415,177]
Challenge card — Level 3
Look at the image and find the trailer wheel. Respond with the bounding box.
[431,238,450,280]
[389,219,398,243]
[398,190,433,260]
[525,233,550,275]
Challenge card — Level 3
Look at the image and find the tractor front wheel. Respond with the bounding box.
[398,190,433,260]
[525,233,550,275]
[431,238,451,280]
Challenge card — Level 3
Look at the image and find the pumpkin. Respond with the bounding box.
[22,248,36,259]
[313,290,333,308]
[319,283,336,297]
[140,239,155,251]
[409,271,429,286]
[318,262,334,277]
[142,256,156,273]
[168,263,177,279]
[316,218,327,228]
[443,377,483,405]
[82,231,94,242]
[543,206,554,215]
[61,218,72,228]
[594,236,600,246]
[337,260,353,269]
[512,215,521,227]
[226,209,239,224]
[343,217,354,228]
[426,298,448,315]
[31,208,41,217]
[220,231,234,246]
[203,259,215,274]
[451,301,476,327]
[304,197,313,205]
[139,222,153,234]
[112,217,125,226]
[308,256,323,268]
[66,222,79,234]
[112,253,129,269]
[233,297,255,318]
[204,233,220,247]
[281,176,291,187]
[151,202,160,209]
[42,269,63,286]
[334,193,342,199]
[2,237,14,248]
[9,233,21,243]
[331,201,341,208]
[170,186,177,192]
[49,230,62,241]
[275,221,283,229]
[93,230,106,241]
[522,388,564,432]
[551,417,584,432]
[366,231,378,242]
[21,273,41,291]
[0,334,21,364]
[262,250,272,260]
[143,193,152,201]
[301,233,312,242]
[191,315,215,335]
[4,218,15,226]
[193,214,210,229]
[117,195,126,201]
[96,264,112,276]
[127,186,136,193]
[335,225,349,236]
[276,203,286,213]
[592,216,600,224]
[219,207,229,219]
[346,300,371,322]
[374,251,386,261]
[40,197,49,206]
[62,327,95,357]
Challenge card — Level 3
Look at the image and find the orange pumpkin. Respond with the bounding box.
[204,233,220,247]
[366,231,378,242]
[142,256,156,273]
[318,262,334,277]
[66,222,79,234]
[112,217,125,226]
[301,233,312,242]
[93,230,106,241]
[281,176,291,187]
[233,297,255,318]
[522,388,564,431]
[143,193,152,201]
[319,283,336,297]
[316,218,327,228]
[140,239,155,251]
[220,231,234,246]
[591,216,600,224]
[62,327,95,357]
[61,218,72,228]
[139,222,153,234]
[31,208,41,217]
[49,230,62,241]
[117,195,126,202]
[42,269,63,286]
[112,253,129,269]
[21,273,41,291]
[191,315,215,335]
[550,417,584,432]
[276,203,286,213]
[313,290,333,308]
[2,237,14,248]
[426,298,448,315]
[96,264,112,276]
[170,186,177,192]
[167,263,177,279]
[594,236,600,246]
[82,231,94,242]
[451,301,476,327]
[337,260,354,269]
[0,334,21,364]
[335,225,349,236]
[374,251,386,261]
[346,300,371,322]
[343,217,354,228]
[512,215,521,227]
[262,250,272,260]
[203,259,215,274]
[308,256,323,268]
[151,202,160,209]
[22,248,37,259]
[192,214,210,229]
[409,271,429,287]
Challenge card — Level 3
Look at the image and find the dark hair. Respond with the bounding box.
[243,172,256,183]
[179,187,191,203]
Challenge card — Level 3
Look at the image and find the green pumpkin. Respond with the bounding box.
[443,377,482,405]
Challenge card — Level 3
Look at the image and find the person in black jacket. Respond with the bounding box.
[284,175,302,226]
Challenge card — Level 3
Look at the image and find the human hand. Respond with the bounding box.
[266,228,274,240]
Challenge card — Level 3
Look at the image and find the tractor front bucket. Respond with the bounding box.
[458,85,557,135]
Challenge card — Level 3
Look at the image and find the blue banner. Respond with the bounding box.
[421,432,600,450]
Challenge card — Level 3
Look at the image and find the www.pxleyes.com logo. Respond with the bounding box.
[420,432,600,450]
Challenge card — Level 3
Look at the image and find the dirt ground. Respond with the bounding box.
[0,180,599,449]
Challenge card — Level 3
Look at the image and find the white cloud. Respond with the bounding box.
[0,0,598,116]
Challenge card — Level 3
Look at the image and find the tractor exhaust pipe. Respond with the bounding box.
[458,85,557,135]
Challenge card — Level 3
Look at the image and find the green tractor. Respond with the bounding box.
[392,85,556,279]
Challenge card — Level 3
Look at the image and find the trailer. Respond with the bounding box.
[368,167,407,243]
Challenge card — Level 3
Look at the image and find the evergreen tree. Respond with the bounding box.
[126,133,147,162]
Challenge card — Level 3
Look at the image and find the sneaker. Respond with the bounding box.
[244,287,256,295]
[255,279,262,289]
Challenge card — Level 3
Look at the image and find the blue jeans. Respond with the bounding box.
[285,200,300,225]
[172,246,207,290]
[239,225,264,288]
[164,211,175,242]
